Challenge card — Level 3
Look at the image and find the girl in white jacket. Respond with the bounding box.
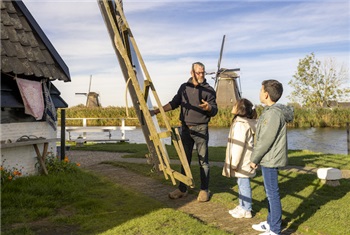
[222,98,257,219]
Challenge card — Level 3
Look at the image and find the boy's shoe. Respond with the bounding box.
[228,205,241,215]
[252,221,270,232]
[230,206,252,218]
[259,231,278,235]
[168,189,188,199]
[197,190,210,202]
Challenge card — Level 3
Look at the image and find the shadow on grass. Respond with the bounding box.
[278,171,349,234]
[0,170,165,235]
[102,160,350,234]
[288,150,350,169]
[246,169,349,234]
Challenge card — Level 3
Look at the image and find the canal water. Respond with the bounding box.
[60,127,348,155]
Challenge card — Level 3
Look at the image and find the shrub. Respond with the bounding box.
[37,154,80,174]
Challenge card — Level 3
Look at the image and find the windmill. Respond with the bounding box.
[75,75,101,107]
[211,35,242,109]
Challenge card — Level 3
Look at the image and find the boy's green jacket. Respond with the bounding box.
[251,103,294,167]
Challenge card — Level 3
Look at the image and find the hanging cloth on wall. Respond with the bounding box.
[42,81,57,130]
[15,77,44,120]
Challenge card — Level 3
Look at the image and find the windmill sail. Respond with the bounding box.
[214,35,242,108]
[75,75,101,107]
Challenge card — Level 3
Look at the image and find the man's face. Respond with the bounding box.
[192,64,205,84]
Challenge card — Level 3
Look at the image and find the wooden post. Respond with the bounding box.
[83,118,87,139]
[61,109,66,161]
[121,118,125,140]
[34,143,49,175]
[347,122,349,155]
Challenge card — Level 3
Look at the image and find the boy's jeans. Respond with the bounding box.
[261,166,282,235]
[237,177,252,211]
[179,124,209,192]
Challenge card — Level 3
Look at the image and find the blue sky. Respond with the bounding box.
[22,0,349,107]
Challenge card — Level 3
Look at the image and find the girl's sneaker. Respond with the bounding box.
[228,205,241,215]
[230,206,252,218]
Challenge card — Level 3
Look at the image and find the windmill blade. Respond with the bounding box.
[75,93,87,96]
[215,35,226,90]
[88,75,92,93]
[217,35,226,74]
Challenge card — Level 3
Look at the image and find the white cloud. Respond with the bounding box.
[22,0,349,107]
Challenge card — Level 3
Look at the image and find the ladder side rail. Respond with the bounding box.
[113,1,184,177]
[99,0,176,183]
[98,0,160,167]
[114,2,174,131]
[98,0,194,187]
[115,1,193,184]
[173,128,194,183]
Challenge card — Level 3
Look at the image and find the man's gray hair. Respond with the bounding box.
[192,62,205,71]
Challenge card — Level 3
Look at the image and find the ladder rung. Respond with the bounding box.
[149,131,171,140]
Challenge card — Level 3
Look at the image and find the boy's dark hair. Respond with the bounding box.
[262,79,283,102]
[233,98,257,123]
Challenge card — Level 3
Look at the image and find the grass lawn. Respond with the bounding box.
[71,142,350,169]
[106,161,350,235]
[2,143,350,235]
[1,169,230,235]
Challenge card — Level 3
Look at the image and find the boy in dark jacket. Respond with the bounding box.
[250,80,294,235]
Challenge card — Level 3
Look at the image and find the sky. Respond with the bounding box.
[22,0,350,107]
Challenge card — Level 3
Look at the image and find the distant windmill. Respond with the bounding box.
[75,75,101,107]
[211,35,242,109]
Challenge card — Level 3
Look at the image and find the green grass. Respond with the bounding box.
[1,169,229,235]
[2,144,350,235]
[72,143,350,169]
[100,208,229,235]
[71,142,151,158]
[288,150,350,169]
[105,161,350,235]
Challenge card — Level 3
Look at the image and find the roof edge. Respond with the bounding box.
[14,0,71,82]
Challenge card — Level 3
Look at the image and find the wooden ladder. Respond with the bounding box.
[98,0,194,187]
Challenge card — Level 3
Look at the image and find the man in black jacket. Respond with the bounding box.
[153,62,218,202]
